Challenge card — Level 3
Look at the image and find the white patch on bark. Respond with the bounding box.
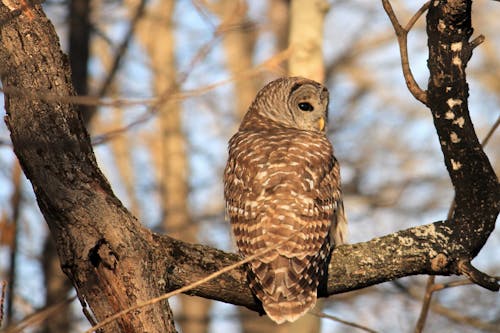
[438,19,445,32]
[412,224,436,238]
[451,159,462,170]
[451,42,463,52]
[447,98,462,108]
[398,237,414,247]
[452,56,462,67]
[450,132,461,143]
[453,117,465,128]
[445,111,455,119]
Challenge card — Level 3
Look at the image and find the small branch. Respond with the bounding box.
[309,310,379,333]
[430,278,478,291]
[0,281,6,327]
[396,282,500,332]
[414,276,435,333]
[405,2,431,31]
[470,34,485,50]
[6,163,22,327]
[382,0,429,105]
[95,0,146,99]
[457,260,499,291]
[481,115,500,147]
[2,296,75,333]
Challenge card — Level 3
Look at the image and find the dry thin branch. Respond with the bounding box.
[457,260,499,291]
[0,281,6,327]
[2,296,75,333]
[395,281,500,333]
[470,34,486,50]
[428,276,499,293]
[0,45,292,149]
[428,301,500,333]
[309,309,379,333]
[5,163,21,327]
[91,33,220,145]
[414,276,435,333]
[0,46,292,110]
[91,46,291,145]
[382,0,429,105]
[481,115,500,147]
[95,0,147,98]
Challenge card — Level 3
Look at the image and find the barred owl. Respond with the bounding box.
[224,77,347,324]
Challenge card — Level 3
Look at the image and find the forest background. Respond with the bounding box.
[0,0,498,332]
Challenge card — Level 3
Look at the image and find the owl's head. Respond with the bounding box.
[241,77,329,133]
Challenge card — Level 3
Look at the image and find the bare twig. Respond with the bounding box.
[91,45,291,145]
[414,276,435,333]
[2,296,76,333]
[309,309,379,333]
[0,46,292,110]
[6,163,22,327]
[470,34,485,50]
[0,281,6,328]
[457,260,499,291]
[395,281,500,332]
[95,0,147,99]
[382,0,429,105]
[428,301,500,333]
[481,115,500,147]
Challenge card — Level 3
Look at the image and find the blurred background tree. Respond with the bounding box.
[0,0,498,332]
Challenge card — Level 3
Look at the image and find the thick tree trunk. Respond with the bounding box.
[0,4,175,332]
[288,0,329,83]
[210,0,259,118]
[41,1,92,331]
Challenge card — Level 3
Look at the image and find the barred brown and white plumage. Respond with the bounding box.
[224,77,347,324]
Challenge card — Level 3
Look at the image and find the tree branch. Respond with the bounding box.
[426,0,498,256]
[382,0,429,105]
[153,216,498,315]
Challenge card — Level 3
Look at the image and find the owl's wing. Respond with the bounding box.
[224,130,347,324]
[316,156,347,246]
[223,132,267,256]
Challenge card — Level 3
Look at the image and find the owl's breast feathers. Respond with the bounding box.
[224,128,346,323]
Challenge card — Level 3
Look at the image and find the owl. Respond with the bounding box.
[224,77,347,324]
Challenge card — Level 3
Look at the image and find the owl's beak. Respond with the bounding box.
[318,117,325,131]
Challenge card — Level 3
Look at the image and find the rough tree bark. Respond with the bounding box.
[42,1,92,331]
[0,1,497,332]
[0,3,175,332]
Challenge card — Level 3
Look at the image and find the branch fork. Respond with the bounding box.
[382,0,429,105]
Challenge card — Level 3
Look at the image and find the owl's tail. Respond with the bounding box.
[261,290,317,324]
[249,255,322,324]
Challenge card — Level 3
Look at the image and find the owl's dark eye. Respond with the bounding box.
[298,102,314,112]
